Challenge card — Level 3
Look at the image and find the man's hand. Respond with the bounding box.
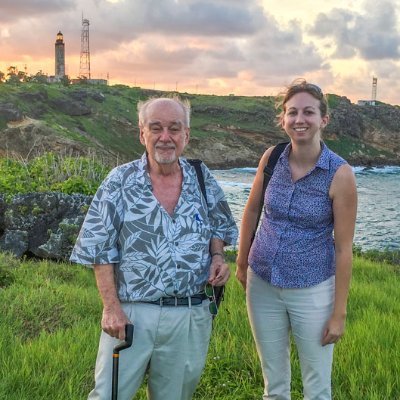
[208,254,230,286]
[101,304,130,341]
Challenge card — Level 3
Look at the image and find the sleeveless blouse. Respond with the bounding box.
[248,142,347,288]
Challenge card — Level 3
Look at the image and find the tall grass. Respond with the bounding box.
[0,252,398,399]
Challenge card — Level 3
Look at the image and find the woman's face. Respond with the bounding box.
[281,92,329,144]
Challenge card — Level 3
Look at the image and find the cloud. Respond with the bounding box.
[96,12,327,89]
[0,0,266,57]
[241,16,328,84]
[3,0,398,104]
[0,0,75,22]
[309,0,400,60]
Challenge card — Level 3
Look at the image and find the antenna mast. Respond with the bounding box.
[371,76,377,101]
[79,16,91,79]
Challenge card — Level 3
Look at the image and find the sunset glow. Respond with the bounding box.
[1,0,400,104]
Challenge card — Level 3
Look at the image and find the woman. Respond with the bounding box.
[236,79,357,399]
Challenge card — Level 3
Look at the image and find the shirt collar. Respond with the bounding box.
[281,141,330,171]
[315,142,330,170]
[139,153,192,184]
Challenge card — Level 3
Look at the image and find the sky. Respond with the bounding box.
[1,0,400,105]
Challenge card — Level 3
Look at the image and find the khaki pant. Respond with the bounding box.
[88,300,212,400]
[247,268,335,400]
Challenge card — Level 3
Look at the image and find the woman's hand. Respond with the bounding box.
[235,254,248,290]
[321,313,346,346]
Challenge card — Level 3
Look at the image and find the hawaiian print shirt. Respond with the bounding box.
[70,153,238,302]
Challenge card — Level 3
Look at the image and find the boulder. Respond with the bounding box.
[0,196,6,235]
[0,103,23,122]
[0,193,92,261]
[49,98,91,116]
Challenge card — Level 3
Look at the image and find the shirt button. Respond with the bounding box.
[173,219,176,223]
[173,290,178,295]
[177,264,181,269]
[175,242,179,246]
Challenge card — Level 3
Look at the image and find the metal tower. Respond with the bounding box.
[79,18,91,79]
[371,76,377,101]
[55,31,65,78]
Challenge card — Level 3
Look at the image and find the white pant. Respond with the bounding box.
[88,300,212,400]
[247,268,335,400]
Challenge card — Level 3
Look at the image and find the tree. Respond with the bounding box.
[31,70,48,84]
[6,66,20,84]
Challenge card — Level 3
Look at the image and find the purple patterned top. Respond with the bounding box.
[248,142,347,288]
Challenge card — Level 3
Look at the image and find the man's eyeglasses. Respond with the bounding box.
[205,283,218,317]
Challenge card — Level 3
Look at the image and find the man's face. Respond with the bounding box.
[139,99,190,165]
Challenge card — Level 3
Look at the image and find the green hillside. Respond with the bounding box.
[0,82,399,167]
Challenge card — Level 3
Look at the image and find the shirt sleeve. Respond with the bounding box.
[202,163,238,246]
[70,168,124,265]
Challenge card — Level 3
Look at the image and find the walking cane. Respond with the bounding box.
[112,323,134,400]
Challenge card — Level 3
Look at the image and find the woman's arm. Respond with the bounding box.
[235,147,274,289]
[322,164,357,345]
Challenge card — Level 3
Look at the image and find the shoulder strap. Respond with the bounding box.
[187,159,208,206]
[188,158,224,307]
[253,142,289,240]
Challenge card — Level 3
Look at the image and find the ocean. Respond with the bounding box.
[212,166,400,251]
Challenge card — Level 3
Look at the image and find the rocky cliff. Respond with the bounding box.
[0,83,399,168]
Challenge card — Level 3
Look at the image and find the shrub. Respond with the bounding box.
[0,153,110,198]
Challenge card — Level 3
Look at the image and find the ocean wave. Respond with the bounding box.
[219,166,400,175]
[353,166,400,175]
[217,181,252,188]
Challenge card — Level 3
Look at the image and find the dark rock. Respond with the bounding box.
[69,89,105,103]
[49,98,91,116]
[18,90,49,102]
[0,193,92,260]
[91,92,106,103]
[0,196,5,236]
[0,103,23,122]
[0,230,29,257]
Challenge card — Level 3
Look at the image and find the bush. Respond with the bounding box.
[0,153,110,198]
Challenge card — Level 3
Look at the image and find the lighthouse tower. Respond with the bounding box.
[55,31,65,78]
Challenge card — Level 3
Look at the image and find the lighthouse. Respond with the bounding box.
[55,31,65,78]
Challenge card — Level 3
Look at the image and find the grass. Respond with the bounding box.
[0,251,399,399]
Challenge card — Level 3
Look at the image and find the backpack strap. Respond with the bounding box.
[187,159,208,206]
[253,142,289,240]
[188,158,225,307]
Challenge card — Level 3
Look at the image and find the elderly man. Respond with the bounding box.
[70,96,238,400]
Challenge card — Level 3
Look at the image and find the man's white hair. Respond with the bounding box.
[137,96,191,127]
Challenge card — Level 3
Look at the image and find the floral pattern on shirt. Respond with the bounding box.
[70,154,238,301]
[249,142,347,288]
